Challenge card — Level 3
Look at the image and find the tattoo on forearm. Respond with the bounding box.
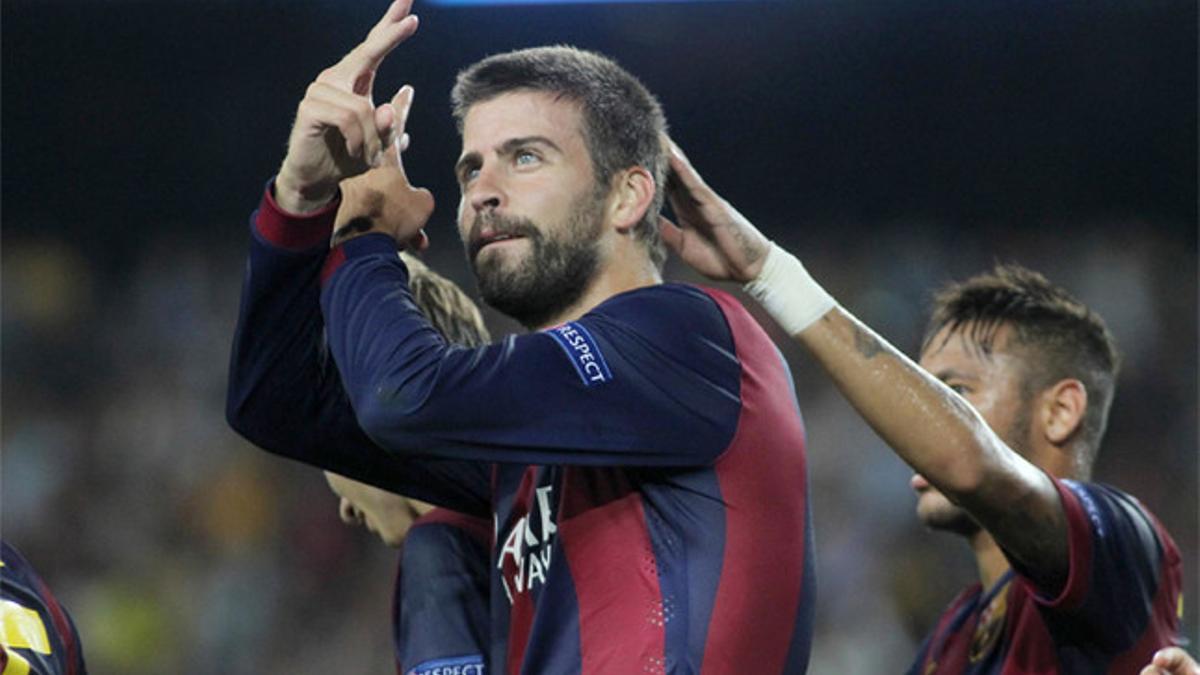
[851,322,885,359]
[729,224,762,266]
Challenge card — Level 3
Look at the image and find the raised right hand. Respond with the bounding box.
[275,0,419,214]
[332,85,434,251]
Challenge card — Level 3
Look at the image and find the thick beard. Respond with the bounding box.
[469,190,605,329]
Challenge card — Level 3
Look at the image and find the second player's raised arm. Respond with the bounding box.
[797,307,1067,579]
[663,137,1069,586]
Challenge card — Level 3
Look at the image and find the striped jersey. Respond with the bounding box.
[227,186,816,673]
[907,479,1182,674]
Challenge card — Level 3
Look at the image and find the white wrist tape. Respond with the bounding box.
[742,241,837,335]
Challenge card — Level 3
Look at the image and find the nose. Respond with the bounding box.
[467,164,503,214]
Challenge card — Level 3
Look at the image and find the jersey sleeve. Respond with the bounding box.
[394,511,491,675]
[318,233,743,467]
[225,184,491,516]
[1014,477,1182,650]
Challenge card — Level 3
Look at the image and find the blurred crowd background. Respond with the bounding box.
[4,0,1195,672]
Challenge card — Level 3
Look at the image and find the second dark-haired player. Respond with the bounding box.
[659,137,1184,673]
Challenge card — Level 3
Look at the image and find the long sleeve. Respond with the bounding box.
[320,234,744,467]
[226,184,490,516]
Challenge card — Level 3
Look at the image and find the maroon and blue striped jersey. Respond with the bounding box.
[394,510,491,675]
[228,186,816,673]
[1,542,87,675]
[907,478,1182,674]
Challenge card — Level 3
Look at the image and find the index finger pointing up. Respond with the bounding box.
[326,0,419,94]
[380,85,415,175]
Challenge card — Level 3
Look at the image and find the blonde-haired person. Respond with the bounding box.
[658,137,1182,673]
[325,252,490,675]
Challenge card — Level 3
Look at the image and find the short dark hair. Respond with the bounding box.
[451,45,668,269]
[921,263,1120,472]
[401,253,491,348]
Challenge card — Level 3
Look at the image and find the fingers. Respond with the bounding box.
[391,85,414,139]
[379,85,415,171]
[327,0,419,95]
[360,0,418,66]
[302,82,383,163]
[663,137,712,200]
[375,103,395,145]
[658,215,686,253]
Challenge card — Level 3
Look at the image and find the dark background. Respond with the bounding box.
[4,1,1195,671]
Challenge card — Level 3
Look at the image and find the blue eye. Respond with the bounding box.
[515,150,539,166]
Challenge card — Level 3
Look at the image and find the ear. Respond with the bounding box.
[605,167,656,234]
[1040,378,1088,445]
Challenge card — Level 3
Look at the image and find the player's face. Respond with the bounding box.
[455,91,609,328]
[914,323,1035,536]
[323,472,419,547]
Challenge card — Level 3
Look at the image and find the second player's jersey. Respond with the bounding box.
[1,542,87,675]
[907,479,1182,675]
[395,509,491,675]
[228,186,816,673]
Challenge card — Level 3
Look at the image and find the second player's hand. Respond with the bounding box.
[332,85,433,251]
[660,137,771,284]
[276,0,419,214]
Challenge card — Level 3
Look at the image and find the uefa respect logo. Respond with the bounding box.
[408,654,485,675]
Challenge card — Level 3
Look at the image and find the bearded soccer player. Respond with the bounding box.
[657,139,1183,673]
[324,253,491,675]
[1,542,88,675]
[226,2,814,672]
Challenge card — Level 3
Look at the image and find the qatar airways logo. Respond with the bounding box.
[497,485,558,604]
[546,322,612,387]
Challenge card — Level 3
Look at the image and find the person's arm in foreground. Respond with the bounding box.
[226,1,487,513]
[658,138,1067,586]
